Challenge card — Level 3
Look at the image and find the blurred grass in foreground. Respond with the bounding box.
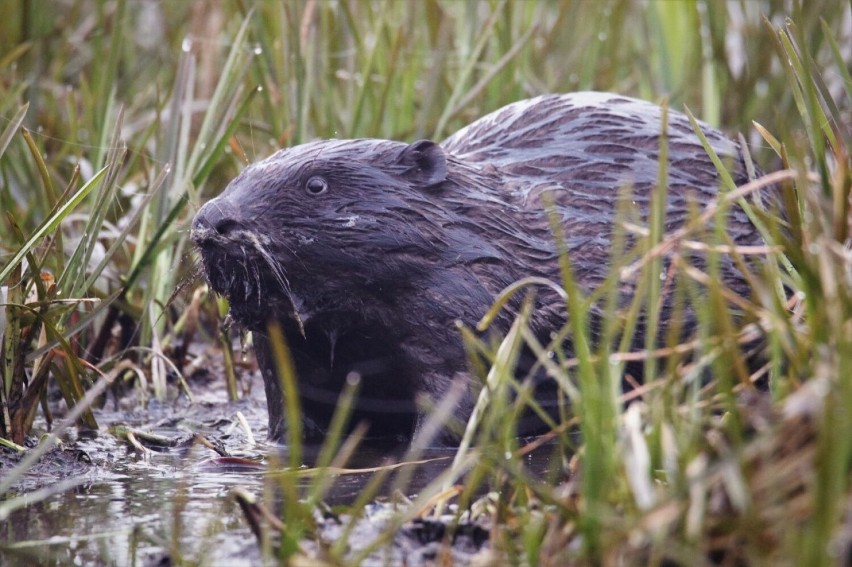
[0,0,851,565]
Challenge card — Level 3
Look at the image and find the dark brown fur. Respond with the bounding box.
[191,92,769,445]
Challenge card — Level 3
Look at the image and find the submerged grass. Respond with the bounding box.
[1,0,851,565]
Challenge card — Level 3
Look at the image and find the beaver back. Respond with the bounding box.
[441,92,763,308]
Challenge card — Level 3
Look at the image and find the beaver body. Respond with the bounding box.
[191,92,767,445]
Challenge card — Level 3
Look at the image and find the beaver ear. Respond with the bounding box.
[398,140,447,188]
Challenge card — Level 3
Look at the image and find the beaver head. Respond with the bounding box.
[190,138,489,330]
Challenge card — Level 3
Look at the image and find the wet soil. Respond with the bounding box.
[0,363,509,566]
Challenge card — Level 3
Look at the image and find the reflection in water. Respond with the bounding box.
[1,442,560,565]
[0,391,272,566]
[0,386,562,566]
[1,448,265,566]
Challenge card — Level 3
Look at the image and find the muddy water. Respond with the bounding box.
[0,374,559,566]
[1,385,274,566]
[1,453,263,565]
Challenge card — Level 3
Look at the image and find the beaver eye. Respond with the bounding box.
[305,176,328,195]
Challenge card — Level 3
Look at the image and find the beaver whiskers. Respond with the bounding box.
[244,231,305,333]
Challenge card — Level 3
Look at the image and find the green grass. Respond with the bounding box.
[1,0,851,565]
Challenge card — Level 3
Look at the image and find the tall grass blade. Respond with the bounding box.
[0,166,107,284]
[0,104,28,159]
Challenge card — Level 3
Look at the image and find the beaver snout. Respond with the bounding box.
[191,199,245,243]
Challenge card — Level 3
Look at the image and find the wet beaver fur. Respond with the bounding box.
[191,92,770,446]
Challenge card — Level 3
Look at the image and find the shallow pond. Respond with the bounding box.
[1,384,273,566]
[1,372,553,566]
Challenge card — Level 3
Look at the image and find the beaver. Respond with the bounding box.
[191,92,770,446]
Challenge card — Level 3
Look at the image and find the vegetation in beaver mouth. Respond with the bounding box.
[0,1,850,566]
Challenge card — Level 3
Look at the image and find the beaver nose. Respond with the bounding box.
[192,200,243,237]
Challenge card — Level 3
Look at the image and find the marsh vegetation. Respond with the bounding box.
[1,1,851,565]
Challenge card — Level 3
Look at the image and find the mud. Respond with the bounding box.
[0,359,515,566]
